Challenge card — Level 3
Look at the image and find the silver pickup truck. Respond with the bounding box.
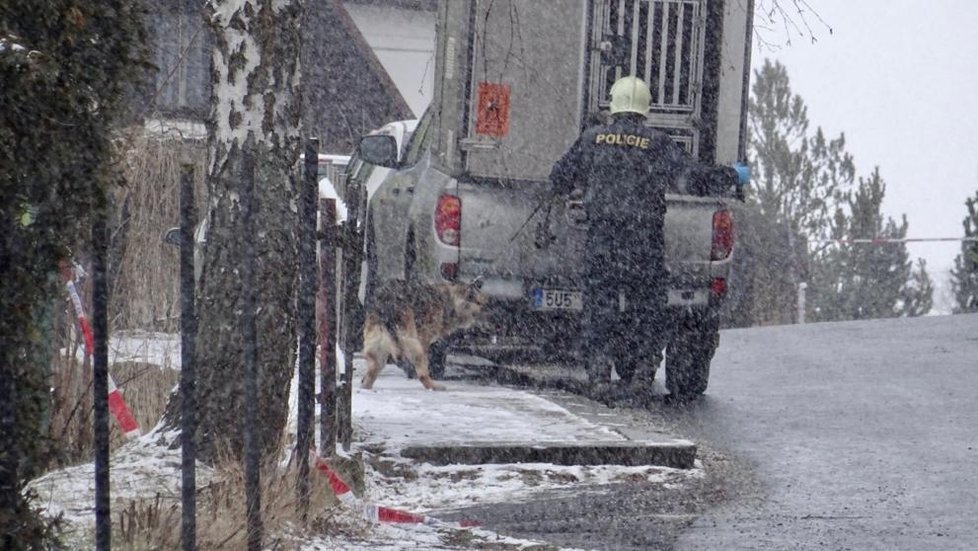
[351,0,753,396]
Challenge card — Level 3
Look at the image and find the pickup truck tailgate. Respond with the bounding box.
[458,182,726,299]
[664,194,727,282]
[456,182,585,298]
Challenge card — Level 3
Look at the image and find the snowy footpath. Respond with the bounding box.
[29,334,701,549]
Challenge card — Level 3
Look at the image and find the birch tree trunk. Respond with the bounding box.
[163,0,302,463]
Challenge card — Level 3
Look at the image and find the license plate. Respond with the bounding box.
[531,288,583,311]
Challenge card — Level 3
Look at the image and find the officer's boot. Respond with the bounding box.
[585,353,615,401]
[625,349,664,407]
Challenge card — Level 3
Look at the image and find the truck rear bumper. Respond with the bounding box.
[456,291,720,350]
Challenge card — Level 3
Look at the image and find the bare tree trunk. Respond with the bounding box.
[163,0,302,463]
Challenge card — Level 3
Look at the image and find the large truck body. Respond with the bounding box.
[356,0,754,394]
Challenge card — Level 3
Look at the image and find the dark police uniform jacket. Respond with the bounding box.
[549,115,688,275]
[549,114,689,360]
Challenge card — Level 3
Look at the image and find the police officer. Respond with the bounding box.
[549,76,689,397]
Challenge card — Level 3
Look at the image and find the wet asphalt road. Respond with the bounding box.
[673,313,978,550]
[445,313,978,550]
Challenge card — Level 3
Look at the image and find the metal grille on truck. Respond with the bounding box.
[592,0,704,115]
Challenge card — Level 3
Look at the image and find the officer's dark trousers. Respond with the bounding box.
[582,221,667,380]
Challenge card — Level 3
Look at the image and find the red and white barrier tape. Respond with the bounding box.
[65,277,142,440]
[310,450,480,529]
[107,374,142,440]
[819,236,978,245]
[66,281,95,354]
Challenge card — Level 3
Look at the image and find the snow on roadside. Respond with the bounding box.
[345,357,702,516]
[365,457,700,515]
[318,176,349,223]
[36,332,700,549]
[28,428,214,539]
[69,330,182,370]
[0,36,28,53]
[298,521,589,551]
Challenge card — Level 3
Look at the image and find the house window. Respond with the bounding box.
[148,4,211,117]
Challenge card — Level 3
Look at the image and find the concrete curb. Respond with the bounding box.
[492,363,591,394]
[440,361,698,469]
[401,440,697,469]
[377,356,699,471]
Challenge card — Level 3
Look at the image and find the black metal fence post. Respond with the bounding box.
[240,148,262,550]
[179,164,197,551]
[0,335,14,551]
[338,180,364,451]
[296,140,318,517]
[92,203,111,550]
[318,199,337,456]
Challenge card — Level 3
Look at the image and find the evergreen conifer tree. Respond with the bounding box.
[1,2,146,546]
[743,59,853,324]
[950,192,978,313]
[809,169,932,320]
[900,258,934,317]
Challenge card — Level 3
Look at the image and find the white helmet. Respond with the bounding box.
[609,76,652,115]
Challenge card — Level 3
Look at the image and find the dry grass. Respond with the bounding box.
[113,461,368,550]
[48,320,96,464]
[45,130,364,546]
[48,127,204,465]
[112,128,207,331]
[110,361,180,433]
[48,355,178,467]
[45,322,360,547]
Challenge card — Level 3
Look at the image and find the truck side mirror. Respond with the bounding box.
[357,135,399,169]
[163,227,181,246]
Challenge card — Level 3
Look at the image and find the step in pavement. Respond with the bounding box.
[351,356,696,469]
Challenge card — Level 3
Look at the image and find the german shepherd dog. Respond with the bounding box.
[361,279,487,391]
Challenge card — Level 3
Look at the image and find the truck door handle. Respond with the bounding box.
[566,200,587,223]
[406,186,415,194]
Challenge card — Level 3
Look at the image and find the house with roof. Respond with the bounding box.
[145,0,435,152]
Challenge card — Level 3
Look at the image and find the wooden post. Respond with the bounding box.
[179,164,198,550]
[296,140,318,517]
[318,198,338,456]
[338,176,365,451]
[92,202,111,550]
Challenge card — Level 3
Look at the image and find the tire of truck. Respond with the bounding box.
[613,347,664,384]
[666,308,720,397]
[614,359,638,384]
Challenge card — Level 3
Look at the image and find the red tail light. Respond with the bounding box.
[440,262,458,281]
[435,194,461,246]
[711,209,733,261]
[711,277,727,298]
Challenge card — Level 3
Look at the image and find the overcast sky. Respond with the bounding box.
[751,0,978,301]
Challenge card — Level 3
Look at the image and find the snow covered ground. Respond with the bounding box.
[30,333,700,549]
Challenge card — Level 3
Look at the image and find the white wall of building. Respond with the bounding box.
[344,4,436,117]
